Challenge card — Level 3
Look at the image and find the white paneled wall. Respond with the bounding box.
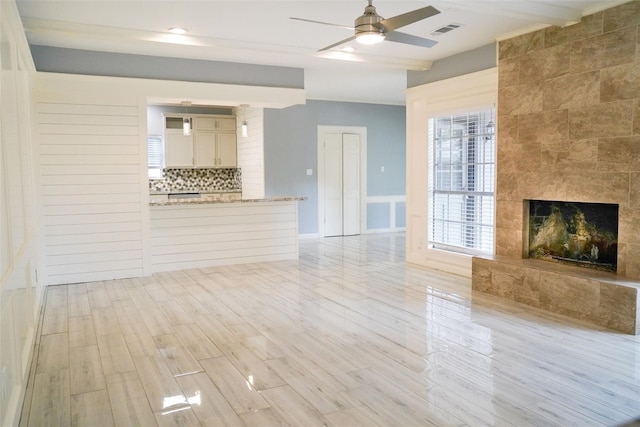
[366,196,407,233]
[36,99,145,285]
[237,107,265,198]
[150,202,298,272]
[0,2,41,426]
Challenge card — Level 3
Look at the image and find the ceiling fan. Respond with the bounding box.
[291,0,441,52]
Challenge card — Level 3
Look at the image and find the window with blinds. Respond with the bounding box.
[428,109,495,255]
[148,135,163,178]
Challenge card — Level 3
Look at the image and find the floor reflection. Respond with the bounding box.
[19,233,640,427]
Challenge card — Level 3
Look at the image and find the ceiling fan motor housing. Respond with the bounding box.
[354,3,385,36]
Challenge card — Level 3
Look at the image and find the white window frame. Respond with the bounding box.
[428,109,495,255]
[405,68,498,277]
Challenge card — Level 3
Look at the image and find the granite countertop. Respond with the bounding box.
[149,196,306,206]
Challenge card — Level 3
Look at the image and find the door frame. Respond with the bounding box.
[317,125,367,237]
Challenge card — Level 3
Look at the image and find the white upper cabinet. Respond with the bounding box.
[216,132,238,167]
[165,130,194,167]
[194,131,216,167]
[194,131,237,167]
[194,117,236,131]
[164,114,237,168]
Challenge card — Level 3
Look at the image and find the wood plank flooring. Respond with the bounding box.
[19,233,640,426]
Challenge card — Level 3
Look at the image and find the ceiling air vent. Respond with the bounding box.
[431,23,461,37]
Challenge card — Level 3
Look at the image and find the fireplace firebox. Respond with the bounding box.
[527,200,618,272]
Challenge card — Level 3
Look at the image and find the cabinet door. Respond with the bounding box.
[216,132,237,167]
[194,117,216,131]
[194,131,217,167]
[216,118,236,131]
[165,130,194,167]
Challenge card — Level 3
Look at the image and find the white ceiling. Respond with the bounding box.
[16,0,625,105]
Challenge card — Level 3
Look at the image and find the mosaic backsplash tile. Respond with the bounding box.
[149,168,242,193]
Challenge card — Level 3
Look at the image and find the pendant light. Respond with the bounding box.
[240,104,249,138]
[182,101,192,136]
[183,117,191,136]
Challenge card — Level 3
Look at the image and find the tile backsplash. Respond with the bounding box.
[149,168,242,193]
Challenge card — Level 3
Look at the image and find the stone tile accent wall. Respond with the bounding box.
[496,1,640,280]
[473,256,640,334]
[149,168,242,193]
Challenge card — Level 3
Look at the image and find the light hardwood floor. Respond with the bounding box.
[19,233,640,426]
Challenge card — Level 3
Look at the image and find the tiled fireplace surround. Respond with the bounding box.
[472,2,640,334]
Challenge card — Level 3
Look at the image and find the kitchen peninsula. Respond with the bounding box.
[147,139,305,273]
[149,196,305,273]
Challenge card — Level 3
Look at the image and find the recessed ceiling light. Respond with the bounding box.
[168,27,188,34]
[341,46,355,52]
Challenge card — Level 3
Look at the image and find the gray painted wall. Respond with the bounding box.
[407,43,497,87]
[264,100,406,235]
[29,45,304,88]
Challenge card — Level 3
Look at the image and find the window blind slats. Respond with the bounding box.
[148,135,163,178]
[428,110,495,255]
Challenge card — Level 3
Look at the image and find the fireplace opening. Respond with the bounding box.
[527,200,618,272]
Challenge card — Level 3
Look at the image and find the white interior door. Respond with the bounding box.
[342,134,360,236]
[322,132,360,237]
[324,134,344,237]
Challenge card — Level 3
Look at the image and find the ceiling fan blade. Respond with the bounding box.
[384,31,438,48]
[318,35,357,52]
[377,6,440,32]
[290,17,354,31]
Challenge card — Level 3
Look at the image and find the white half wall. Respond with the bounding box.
[150,201,299,272]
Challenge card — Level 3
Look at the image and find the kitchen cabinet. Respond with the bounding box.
[194,117,236,132]
[195,131,237,167]
[164,114,237,168]
[165,130,194,167]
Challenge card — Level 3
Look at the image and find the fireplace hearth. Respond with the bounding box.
[527,200,618,272]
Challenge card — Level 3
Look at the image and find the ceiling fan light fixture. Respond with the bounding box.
[292,0,440,52]
[354,1,385,46]
[356,32,385,45]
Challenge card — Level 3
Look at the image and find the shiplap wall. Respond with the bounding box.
[36,99,146,285]
[237,107,265,198]
[33,72,306,286]
[150,201,298,272]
